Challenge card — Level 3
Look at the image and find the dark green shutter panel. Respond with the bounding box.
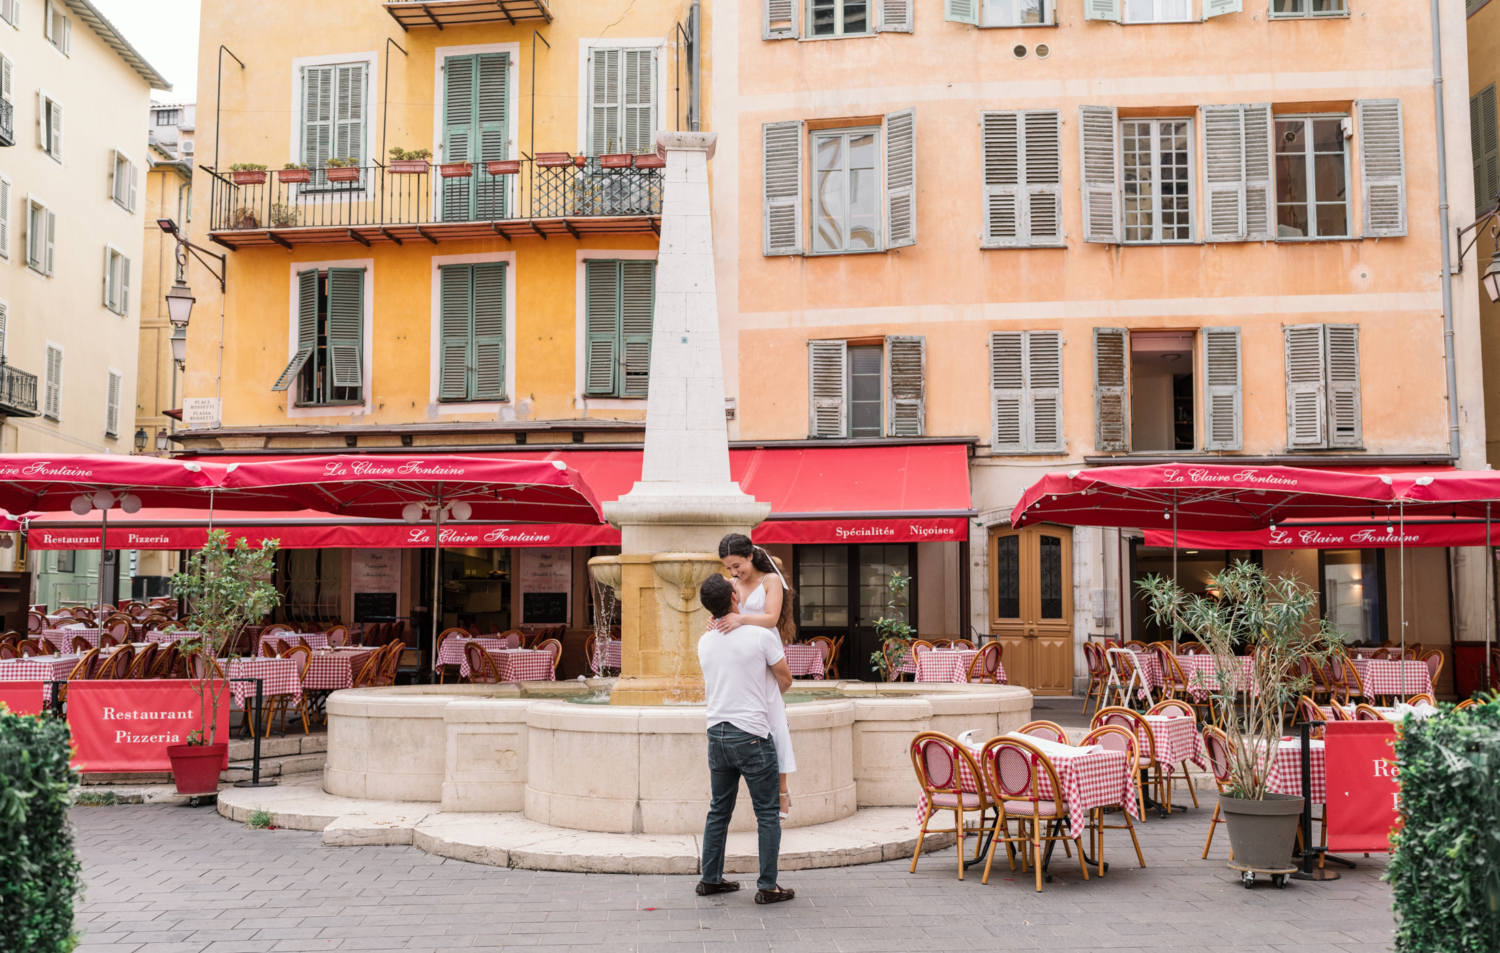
[326,267,364,388]
[475,53,508,219]
[619,261,654,397]
[273,269,318,391]
[585,260,620,395]
[439,265,472,400]
[443,55,474,221]
[472,262,506,399]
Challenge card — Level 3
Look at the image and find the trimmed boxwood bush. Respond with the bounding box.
[0,711,80,953]
[1388,699,1500,952]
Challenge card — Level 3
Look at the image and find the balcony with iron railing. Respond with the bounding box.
[0,98,14,148]
[204,154,663,249]
[0,361,40,417]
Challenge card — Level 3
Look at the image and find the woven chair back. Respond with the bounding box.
[909,733,965,796]
[381,642,405,684]
[1421,650,1443,685]
[1082,724,1139,775]
[67,648,100,680]
[1180,642,1209,654]
[538,638,563,673]
[1406,692,1436,707]
[1355,704,1385,721]
[70,636,92,654]
[1295,695,1325,738]
[1018,720,1067,744]
[0,644,13,660]
[1125,640,1147,652]
[912,641,934,659]
[17,639,40,657]
[1148,698,1194,720]
[128,642,159,679]
[981,641,1002,674]
[28,612,43,633]
[983,737,1061,810]
[283,645,313,680]
[1094,706,1154,762]
[1202,726,1232,783]
[37,638,59,655]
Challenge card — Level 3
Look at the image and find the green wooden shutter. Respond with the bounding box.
[326,267,365,388]
[334,63,367,187]
[585,260,620,395]
[475,53,509,219]
[589,49,621,155]
[443,55,475,221]
[472,262,506,400]
[439,264,473,400]
[1472,84,1499,214]
[302,66,333,184]
[619,261,654,397]
[273,269,318,391]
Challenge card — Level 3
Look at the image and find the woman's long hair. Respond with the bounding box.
[718,533,797,643]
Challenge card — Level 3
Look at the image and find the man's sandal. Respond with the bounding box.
[695,880,741,896]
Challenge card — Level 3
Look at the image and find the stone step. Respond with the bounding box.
[221,750,326,783]
[227,732,327,762]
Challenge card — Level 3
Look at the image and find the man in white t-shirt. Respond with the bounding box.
[695,572,795,904]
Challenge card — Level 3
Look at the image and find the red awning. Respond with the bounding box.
[24,444,973,549]
[1143,519,1500,550]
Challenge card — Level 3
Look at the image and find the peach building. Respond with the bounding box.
[716,0,1488,693]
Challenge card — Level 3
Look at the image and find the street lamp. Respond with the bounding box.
[165,279,195,330]
[155,429,170,452]
[170,326,187,365]
[1457,201,1500,304]
[1485,256,1500,306]
[134,428,148,453]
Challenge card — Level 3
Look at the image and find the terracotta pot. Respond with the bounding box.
[1220,792,1304,872]
[438,162,474,178]
[277,168,311,184]
[486,159,520,175]
[167,742,227,795]
[600,153,634,169]
[534,152,574,168]
[389,159,429,174]
[633,153,665,169]
[574,155,588,168]
[231,170,267,186]
[325,166,362,182]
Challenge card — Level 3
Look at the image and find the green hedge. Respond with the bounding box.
[0,711,80,953]
[1389,699,1500,952]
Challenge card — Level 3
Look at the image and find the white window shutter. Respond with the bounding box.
[303,66,334,173]
[128,162,139,212]
[877,0,913,32]
[43,0,51,41]
[886,335,925,436]
[1243,103,1275,241]
[105,371,121,438]
[1201,327,1242,451]
[1358,99,1407,238]
[36,90,45,150]
[1024,110,1063,246]
[0,175,10,259]
[44,209,54,275]
[808,340,848,438]
[1079,105,1120,243]
[884,108,917,248]
[589,48,621,155]
[111,148,120,200]
[50,98,61,160]
[1,56,11,104]
[1201,104,1246,242]
[61,16,69,55]
[120,257,130,315]
[102,247,111,308]
[1093,327,1129,451]
[0,303,6,358]
[990,332,1025,453]
[763,120,803,256]
[1084,0,1121,21]
[981,111,1021,247]
[44,345,61,419]
[1026,330,1064,452]
[1203,0,1241,17]
[334,63,366,166]
[944,0,979,24]
[1284,324,1327,449]
[621,49,656,155]
[764,0,798,39]
[1326,324,1361,448]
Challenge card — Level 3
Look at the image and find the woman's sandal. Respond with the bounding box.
[779,792,792,821]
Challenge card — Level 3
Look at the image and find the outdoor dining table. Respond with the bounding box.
[434,637,510,671]
[1350,658,1432,698]
[144,629,202,645]
[591,639,622,674]
[1264,738,1327,804]
[301,648,377,692]
[441,643,557,681]
[257,631,330,654]
[784,643,826,679]
[0,654,84,682]
[1175,654,1255,701]
[43,627,105,650]
[224,657,302,707]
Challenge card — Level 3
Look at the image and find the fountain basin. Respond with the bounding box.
[324,680,1031,835]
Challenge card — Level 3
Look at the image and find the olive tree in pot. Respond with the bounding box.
[1138,562,1343,884]
[166,530,281,794]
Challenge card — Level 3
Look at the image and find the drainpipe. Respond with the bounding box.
[1432,0,1461,461]
[689,0,701,132]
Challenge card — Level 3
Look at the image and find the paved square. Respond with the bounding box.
[71,801,1395,952]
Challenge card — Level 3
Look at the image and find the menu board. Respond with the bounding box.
[351,549,400,621]
[519,548,570,625]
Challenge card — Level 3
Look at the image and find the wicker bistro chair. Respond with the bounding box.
[352,647,384,688]
[1455,698,1479,711]
[978,735,1090,891]
[806,636,838,678]
[1142,699,1202,810]
[27,611,44,634]
[36,637,59,655]
[1179,641,1210,655]
[275,638,291,656]
[1080,724,1147,872]
[1295,695,1327,739]
[909,732,997,881]
[1419,650,1444,694]
[1200,725,1235,859]
[537,638,563,677]
[127,642,159,679]
[1355,703,1387,722]
[883,641,910,682]
[968,642,1003,684]
[0,644,14,661]
[147,644,179,679]
[1092,706,1161,815]
[324,624,349,647]
[465,641,503,684]
[1081,642,1106,715]
[1406,692,1437,708]
[436,628,469,684]
[376,642,405,687]
[70,635,92,654]
[270,646,314,735]
[1017,720,1069,744]
[1325,699,1354,721]
[825,635,845,679]
[98,648,135,679]
[950,638,975,650]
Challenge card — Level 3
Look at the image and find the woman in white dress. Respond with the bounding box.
[713,533,797,820]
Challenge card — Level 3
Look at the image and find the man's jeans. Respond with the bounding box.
[700,722,781,891]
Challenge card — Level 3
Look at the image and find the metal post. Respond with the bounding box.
[1488,502,1493,695]
[97,504,109,621]
[1291,719,1342,881]
[431,489,444,658]
[232,677,276,788]
[1400,502,1407,697]
[213,46,246,173]
[688,0,701,131]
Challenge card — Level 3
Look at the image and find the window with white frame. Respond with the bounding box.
[438,262,508,402]
[26,196,52,275]
[766,0,909,37]
[813,127,881,253]
[1285,323,1361,449]
[1,51,12,111]
[38,91,61,160]
[1121,118,1192,243]
[1123,0,1190,21]
[111,149,138,212]
[272,267,366,405]
[1091,326,1244,453]
[43,0,68,54]
[103,246,130,315]
[1271,0,1347,17]
[807,336,926,438]
[990,330,1062,454]
[300,62,366,188]
[0,0,18,29]
[42,342,61,420]
[0,173,10,261]
[981,110,1063,247]
[810,0,870,36]
[104,369,121,438]
[980,0,1051,26]
[442,52,510,220]
[584,259,654,398]
[586,48,654,156]
[1274,115,1350,239]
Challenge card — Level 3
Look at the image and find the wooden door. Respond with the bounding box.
[990,525,1073,695]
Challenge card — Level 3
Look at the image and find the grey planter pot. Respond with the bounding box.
[1220,792,1304,873]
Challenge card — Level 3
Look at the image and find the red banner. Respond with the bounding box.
[753,517,969,545]
[1324,721,1401,853]
[0,681,48,716]
[25,522,622,551]
[1143,521,1500,550]
[66,680,230,773]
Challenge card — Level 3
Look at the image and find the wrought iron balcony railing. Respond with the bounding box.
[0,362,39,417]
[204,156,663,249]
[0,98,14,148]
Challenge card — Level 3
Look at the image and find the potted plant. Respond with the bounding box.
[1139,562,1344,886]
[867,571,916,680]
[388,147,432,174]
[229,163,268,186]
[166,530,282,796]
[278,162,311,184]
[268,204,298,228]
[324,157,362,182]
[487,159,520,175]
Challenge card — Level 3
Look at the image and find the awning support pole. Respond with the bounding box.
[1171,493,1179,649]
[431,487,444,658]
[97,505,109,620]
[1400,502,1407,698]
[1487,502,1493,694]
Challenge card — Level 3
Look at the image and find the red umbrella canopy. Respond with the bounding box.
[0,454,223,514]
[1391,470,1500,518]
[1011,463,1402,532]
[218,454,604,524]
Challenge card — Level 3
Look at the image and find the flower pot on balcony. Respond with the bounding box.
[633,153,666,169]
[574,155,589,168]
[486,159,521,175]
[390,160,429,174]
[438,162,474,178]
[231,170,267,186]
[601,153,634,169]
[277,168,311,184]
[325,166,362,182]
[535,152,574,168]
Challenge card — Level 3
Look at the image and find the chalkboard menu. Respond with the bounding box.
[522,591,568,624]
[354,592,397,622]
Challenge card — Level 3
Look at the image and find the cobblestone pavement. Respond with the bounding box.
[72,802,1395,953]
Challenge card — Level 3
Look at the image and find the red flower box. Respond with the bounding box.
[439,162,474,178]
[601,153,634,169]
[277,168,311,184]
[389,160,429,174]
[231,170,267,186]
[535,152,574,168]
[486,159,521,175]
[325,166,362,182]
[633,153,666,169]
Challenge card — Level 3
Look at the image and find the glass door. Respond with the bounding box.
[990,525,1073,694]
[795,543,915,681]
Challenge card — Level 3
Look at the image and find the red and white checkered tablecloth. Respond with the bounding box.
[1176,654,1255,701]
[1265,739,1326,804]
[915,650,979,684]
[0,655,83,681]
[434,637,510,671]
[301,649,376,691]
[591,639,622,674]
[784,644,825,679]
[43,628,104,650]
[225,658,302,706]
[1142,713,1207,770]
[258,631,329,654]
[445,645,556,681]
[144,629,202,645]
[1351,659,1432,697]
[917,741,1140,840]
